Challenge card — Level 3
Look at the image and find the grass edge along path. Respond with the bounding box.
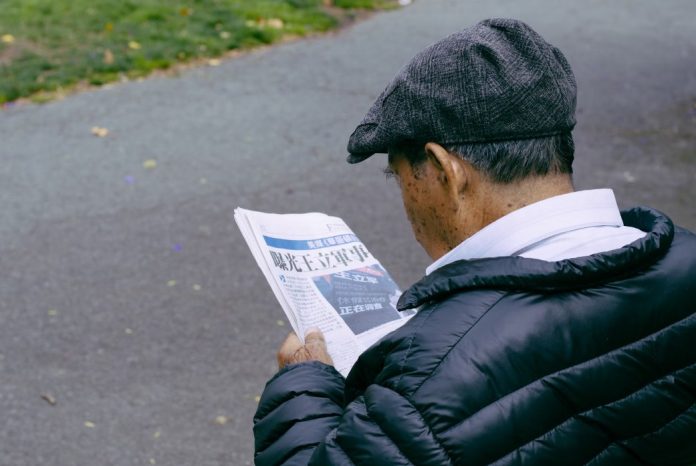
[0,0,401,105]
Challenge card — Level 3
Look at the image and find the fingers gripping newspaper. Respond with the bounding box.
[235,208,414,377]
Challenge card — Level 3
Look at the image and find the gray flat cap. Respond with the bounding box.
[347,18,577,163]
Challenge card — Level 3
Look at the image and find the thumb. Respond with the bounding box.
[277,332,302,368]
[304,327,325,344]
[303,328,333,366]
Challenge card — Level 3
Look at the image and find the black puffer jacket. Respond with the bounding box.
[253,207,696,465]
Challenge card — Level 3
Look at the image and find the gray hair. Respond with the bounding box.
[401,132,574,184]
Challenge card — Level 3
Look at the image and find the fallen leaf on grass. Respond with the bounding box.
[128,41,141,50]
[246,18,284,29]
[1,34,15,44]
[91,126,109,137]
[265,18,284,29]
[179,6,193,17]
[103,49,114,65]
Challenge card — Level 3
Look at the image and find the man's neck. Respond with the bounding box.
[486,174,575,222]
[456,174,575,248]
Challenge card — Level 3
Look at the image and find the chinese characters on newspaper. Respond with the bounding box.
[235,208,413,376]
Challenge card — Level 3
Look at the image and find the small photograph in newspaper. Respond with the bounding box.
[311,265,401,335]
[234,207,414,376]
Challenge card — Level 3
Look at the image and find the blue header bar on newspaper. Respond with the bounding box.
[263,234,359,250]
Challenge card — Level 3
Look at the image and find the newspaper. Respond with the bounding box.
[235,208,415,377]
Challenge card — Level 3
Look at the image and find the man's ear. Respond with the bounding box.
[424,142,468,199]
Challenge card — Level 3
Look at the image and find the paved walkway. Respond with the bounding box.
[1,1,694,464]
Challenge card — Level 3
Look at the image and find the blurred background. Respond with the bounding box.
[0,0,694,464]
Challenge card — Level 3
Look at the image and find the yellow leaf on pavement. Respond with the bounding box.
[91,126,109,137]
[143,159,157,169]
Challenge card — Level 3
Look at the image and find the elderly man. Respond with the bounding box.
[253,19,696,465]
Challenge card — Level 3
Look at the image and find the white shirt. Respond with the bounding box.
[426,189,647,275]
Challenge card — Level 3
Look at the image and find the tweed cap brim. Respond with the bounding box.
[346,18,577,163]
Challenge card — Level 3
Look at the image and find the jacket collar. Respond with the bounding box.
[397,207,674,310]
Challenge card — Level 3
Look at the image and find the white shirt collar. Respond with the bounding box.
[426,189,624,275]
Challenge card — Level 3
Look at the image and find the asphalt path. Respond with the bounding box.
[1,1,695,464]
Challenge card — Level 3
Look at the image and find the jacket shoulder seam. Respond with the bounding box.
[393,300,447,392]
[410,291,509,397]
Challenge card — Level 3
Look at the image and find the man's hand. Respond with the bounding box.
[277,328,333,369]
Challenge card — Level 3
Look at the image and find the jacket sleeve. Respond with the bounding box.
[253,361,346,466]
[254,361,452,466]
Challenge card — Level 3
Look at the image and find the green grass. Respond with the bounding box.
[0,0,396,104]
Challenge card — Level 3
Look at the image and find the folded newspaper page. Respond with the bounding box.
[235,208,415,377]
